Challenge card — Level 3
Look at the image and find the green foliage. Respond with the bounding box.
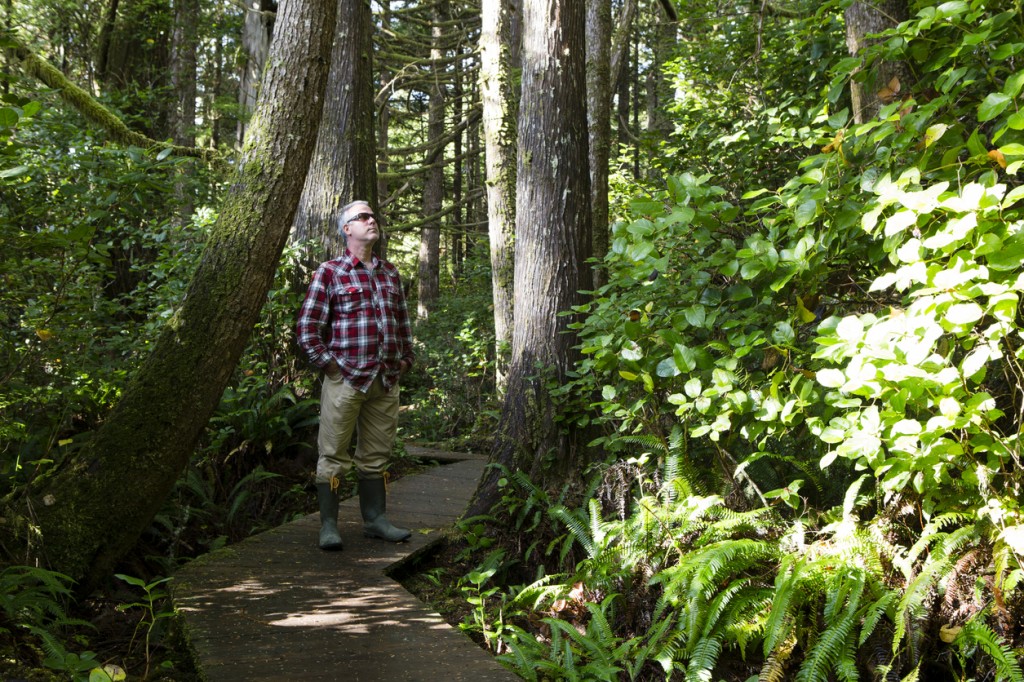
[0,565,111,680]
[477,0,1024,678]
[114,574,174,678]
[403,253,501,447]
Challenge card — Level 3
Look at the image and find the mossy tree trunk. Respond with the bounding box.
[480,0,519,394]
[469,0,593,517]
[2,0,337,593]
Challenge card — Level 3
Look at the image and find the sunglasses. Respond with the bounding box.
[345,212,376,224]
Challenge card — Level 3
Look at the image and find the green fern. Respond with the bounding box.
[958,617,1024,682]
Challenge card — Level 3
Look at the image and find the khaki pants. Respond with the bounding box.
[315,375,399,483]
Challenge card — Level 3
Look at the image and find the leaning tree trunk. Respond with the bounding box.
[290,0,377,266]
[845,0,911,124]
[3,0,336,593]
[480,0,518,394]
[469,0,592,517]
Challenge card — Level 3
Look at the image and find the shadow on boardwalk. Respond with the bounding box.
[171,449,518,681]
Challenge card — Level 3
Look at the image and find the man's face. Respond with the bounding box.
[343,204,379,245]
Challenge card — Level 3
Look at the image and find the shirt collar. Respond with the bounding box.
[341,249,378,271]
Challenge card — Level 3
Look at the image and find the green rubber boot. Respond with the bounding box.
[316,481,343,551]
[358,477,411,542]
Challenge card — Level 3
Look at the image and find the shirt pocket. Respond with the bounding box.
[335,286,370,317]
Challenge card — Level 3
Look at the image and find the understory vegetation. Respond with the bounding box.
[422,1,1024,680]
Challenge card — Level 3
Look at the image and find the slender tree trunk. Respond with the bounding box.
[586,0,611,289]
[453,60,464,278]
[417,3,447,320]
[236,0,276,149]
[95,0,121,86]
[170,0,199,223]
[470,0,592,517]
[609,0,636,107]
[4,0,336,592]
[646,1,675,147]
[291,0,377,266]
[480,0,518,394]
[377,0,392,215]
[845,0,911,124]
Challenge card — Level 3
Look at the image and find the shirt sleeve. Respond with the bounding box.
[393,273,415,366]
[296,264,333,368]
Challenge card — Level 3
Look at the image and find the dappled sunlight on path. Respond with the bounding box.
[172,453,518,681]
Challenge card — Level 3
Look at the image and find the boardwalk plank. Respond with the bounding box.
[172,456,518,681]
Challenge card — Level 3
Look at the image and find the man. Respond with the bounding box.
[296,200,414,550]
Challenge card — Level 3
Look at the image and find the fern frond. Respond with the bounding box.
[762,555,803,657]
[626,614,681,679]
[858,590,897,647]
[900,663,920,682]
[684,634,722,682]
[960,617,1024,682]
[550,504,598,559]
[759,632,796,682]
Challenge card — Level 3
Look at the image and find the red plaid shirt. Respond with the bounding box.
[296,250,414,392]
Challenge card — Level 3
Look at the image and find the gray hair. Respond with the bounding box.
[337,200,373,234]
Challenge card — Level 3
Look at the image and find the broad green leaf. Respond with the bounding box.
[683,305,706,327]
[979,93,1012,122]
[656,357,679,377]
[794,199,817,227]
[944,302,983,325]
[0,165,29,179]
[817,368,845,388]
[0,107,18,128]
[924,123,947,147]
[674,344,697,373]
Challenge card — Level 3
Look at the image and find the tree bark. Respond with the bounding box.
[469,0,592,517]
[480,0,518,394]
[290,0,377,266]
[236,0,277,149]
[586,0,611,289]
[2,0,336,593]
[646,0,675,148]
[170,0,199,223]
[417,2,447,320]
[845,0,911,124]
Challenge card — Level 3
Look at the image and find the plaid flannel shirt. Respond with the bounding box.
[296,250,414,392]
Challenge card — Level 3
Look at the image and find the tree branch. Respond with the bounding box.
[7,35,218,161]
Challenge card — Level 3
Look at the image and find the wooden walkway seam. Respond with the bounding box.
[171,451,518,681]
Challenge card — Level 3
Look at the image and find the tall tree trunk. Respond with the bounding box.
[470,0,592,517]
[377,0,392,215]
[291,0,377,266]
[236,0,276,149]
[646,1,675,148]
[94,0,121,87]
[452,58,464,278]
[4,0,336,593]
[170,0,199,223]
[480,0,518,394]
[418,3,447,320]
[586,0,611,289]
[845,0,911,124]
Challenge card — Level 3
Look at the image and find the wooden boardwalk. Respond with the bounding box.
[171,449,518,681]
